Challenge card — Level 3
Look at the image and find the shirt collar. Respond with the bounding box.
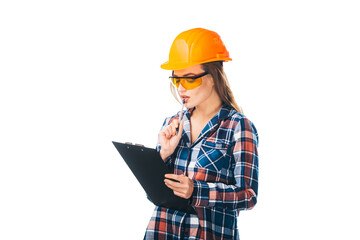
[217,104,237,121]
[185,104,236,121]
[181,104,237,146]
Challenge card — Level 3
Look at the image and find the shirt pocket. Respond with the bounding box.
[196,141,228,172]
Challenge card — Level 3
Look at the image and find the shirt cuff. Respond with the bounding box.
[190,180,211,207]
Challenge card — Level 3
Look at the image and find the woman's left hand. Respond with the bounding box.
[164,174,194,199]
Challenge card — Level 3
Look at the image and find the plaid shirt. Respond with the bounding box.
[144,104,259,240]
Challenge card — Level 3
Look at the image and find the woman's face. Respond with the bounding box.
[173,64,215,109]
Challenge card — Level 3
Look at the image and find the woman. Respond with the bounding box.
[144,28,259,240]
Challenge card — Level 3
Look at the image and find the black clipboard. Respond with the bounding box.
[112,141,196,214]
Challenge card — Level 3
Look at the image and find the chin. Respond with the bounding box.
[185,102,195,109]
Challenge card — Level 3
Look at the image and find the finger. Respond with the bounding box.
[172,119,179,128]
[164,128,172,138]
[170,125,177,136]
[164,174,181,182]
[163,129,168,138]
[164,181,174,190]
[170,123,177,135]
[164,181,183,193]
[169,120,178,135]
[164,179,182,189]
[173,190,186,199]
[167,123,177,136]
[158,131,165,140]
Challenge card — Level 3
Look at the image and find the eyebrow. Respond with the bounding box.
[172,73,197,77]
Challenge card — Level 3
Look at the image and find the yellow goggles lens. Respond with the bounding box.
[169,72,207,90]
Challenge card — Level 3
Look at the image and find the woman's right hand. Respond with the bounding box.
[158,119,184,161]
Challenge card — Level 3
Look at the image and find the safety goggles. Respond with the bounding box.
[169,72,208,90]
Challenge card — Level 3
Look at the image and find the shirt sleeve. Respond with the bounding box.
[190,117,259,211]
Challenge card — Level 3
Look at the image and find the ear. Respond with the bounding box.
[207,74,215,88]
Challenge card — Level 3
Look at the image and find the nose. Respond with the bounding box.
[178,82,186,93]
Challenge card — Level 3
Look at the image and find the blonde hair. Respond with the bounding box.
[170,61,243,114]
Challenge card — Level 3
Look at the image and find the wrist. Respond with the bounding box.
[160,149,171,161]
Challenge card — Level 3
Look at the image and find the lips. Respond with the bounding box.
[180,95,190,103]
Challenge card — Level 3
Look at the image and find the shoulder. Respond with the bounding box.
[230,112,256,130]
[223,109,258,144]
[222,106,256,131]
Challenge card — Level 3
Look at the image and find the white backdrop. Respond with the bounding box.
[1,0,359,239]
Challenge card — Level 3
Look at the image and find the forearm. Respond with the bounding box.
[190,180,257,211]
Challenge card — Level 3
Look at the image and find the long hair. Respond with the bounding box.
[202,61,243,114]
[170,61,243,114]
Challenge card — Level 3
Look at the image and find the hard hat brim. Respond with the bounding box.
[160,58,232,70]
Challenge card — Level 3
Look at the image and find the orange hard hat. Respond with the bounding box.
[161,28,232,70]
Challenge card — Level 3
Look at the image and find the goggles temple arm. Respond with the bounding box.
[169,72,208,80]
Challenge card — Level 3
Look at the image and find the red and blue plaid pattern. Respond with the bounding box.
[144,104,259,240]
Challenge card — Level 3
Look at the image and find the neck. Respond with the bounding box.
[193,93,223,120]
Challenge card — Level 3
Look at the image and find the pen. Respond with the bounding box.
[176,99,186,135]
